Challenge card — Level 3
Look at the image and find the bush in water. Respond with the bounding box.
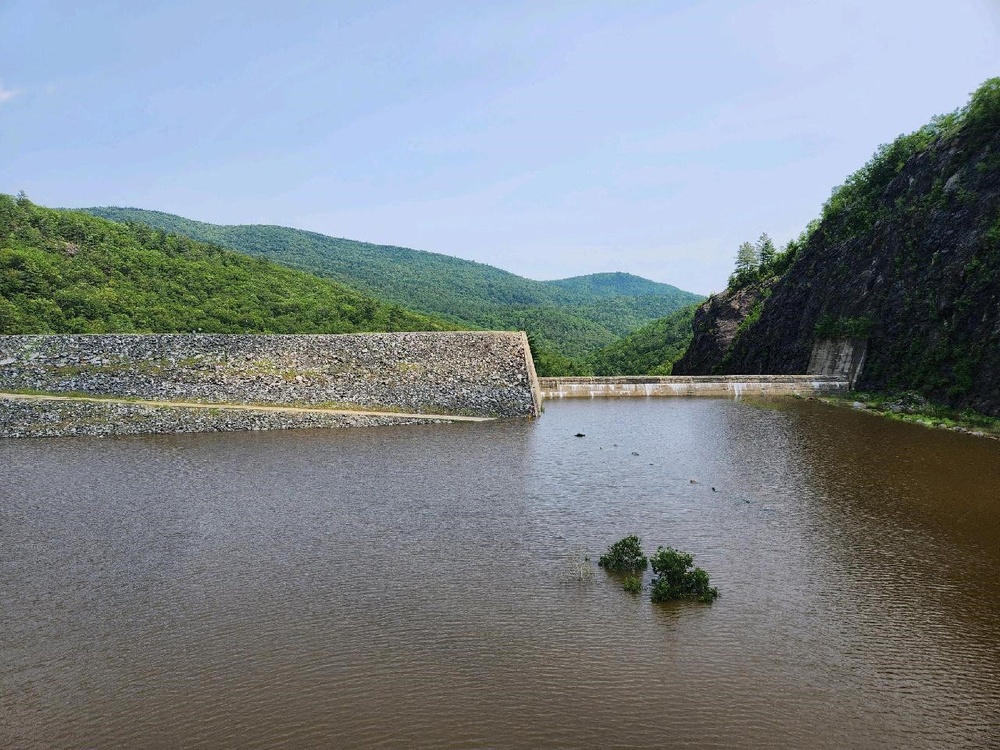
[598,535,648,573]
[649,547,719,603]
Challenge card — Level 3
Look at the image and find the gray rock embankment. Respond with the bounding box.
[0,331,540,417]
[0,331,540,438]
[0,398,450,439]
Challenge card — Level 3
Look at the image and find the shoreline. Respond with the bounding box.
[818,392,1000,441]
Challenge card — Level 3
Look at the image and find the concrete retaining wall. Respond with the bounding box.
[807,338,868,387]
[539,375,849,399]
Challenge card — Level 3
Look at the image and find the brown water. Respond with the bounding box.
[2,398,999,749]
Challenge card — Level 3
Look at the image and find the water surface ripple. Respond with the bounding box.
[2,398,999,748]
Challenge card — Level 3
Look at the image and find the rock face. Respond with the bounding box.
[0,332,542,437]
[672,282,772,375]
[675,94,1000,416]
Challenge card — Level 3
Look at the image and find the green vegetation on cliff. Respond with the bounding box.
[819,78,1000,245]
[78,207,702,368]
[676,77,1000,417]
[0,194,453,335]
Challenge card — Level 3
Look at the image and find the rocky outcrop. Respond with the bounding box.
[672,282,772,375]
[676,85,1000,416]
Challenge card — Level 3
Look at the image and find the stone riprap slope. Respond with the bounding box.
[0,397,454,439]
[0,332,540,437]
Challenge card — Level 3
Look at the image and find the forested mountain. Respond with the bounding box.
[588,304,697,376]
[544,272,678,298]
[78,207,702,366]
[674,78,1000,416]
[0,194,453,335]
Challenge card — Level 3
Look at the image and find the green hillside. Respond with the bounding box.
[543,271,675,298]
[78,207,702,364]
[589,304,697,375]
[0,194,453,336]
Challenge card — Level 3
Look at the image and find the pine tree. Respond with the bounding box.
[735,241,759,274]
[756,233,776,266]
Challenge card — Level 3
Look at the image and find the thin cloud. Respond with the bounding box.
[0,82,20,104]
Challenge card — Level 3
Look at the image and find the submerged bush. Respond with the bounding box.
[598,535,648,573]
[622,575,642,593]
[568,547,594,582]
[649,547,719,603]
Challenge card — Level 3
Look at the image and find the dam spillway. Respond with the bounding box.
[538,375,849,400]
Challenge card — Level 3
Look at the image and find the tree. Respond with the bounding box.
[734,241,759,274]
[756,233,777,266]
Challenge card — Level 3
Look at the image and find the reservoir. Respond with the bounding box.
[2,398,998,748]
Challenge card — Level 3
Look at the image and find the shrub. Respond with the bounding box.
[598,535,648,573]
[622,574,642,593]
[814,315,873,339]
[648,546,719,603]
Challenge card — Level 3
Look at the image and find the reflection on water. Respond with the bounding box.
[1,398,998,749]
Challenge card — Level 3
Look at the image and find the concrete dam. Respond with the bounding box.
[0,332,851,438]
[538,374,848,400]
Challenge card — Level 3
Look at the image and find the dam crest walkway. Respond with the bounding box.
[538,375,848,399]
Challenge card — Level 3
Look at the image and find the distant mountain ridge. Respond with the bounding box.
[79,207,702,369]
[0,195,453,336]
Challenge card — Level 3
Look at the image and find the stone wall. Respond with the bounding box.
[0,332,540,437]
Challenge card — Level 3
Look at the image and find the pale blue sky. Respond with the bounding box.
[2,1,998,294]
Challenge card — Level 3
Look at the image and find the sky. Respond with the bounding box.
[2,1,999,295]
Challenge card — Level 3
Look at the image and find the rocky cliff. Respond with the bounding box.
[673,281,773,376]
[674,79,1000,416]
